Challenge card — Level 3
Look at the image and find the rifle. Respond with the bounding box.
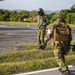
[70,43,75,51]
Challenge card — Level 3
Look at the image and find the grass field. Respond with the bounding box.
[0,21,37,26]
[0,21,75,28]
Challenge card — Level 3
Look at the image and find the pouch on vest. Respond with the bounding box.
[53,25,70,41]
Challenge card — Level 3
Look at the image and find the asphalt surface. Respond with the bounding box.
[0,24,75,54]
[13,65,75,75]
[0,25,37,54]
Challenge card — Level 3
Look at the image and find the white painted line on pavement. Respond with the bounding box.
[13,65,72,75]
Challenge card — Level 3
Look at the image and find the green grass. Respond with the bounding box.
[0,50,54,63]
[0,48,75,63]
[0,21,37,26]
[69,24,75,28]
[0,53,75,75]
[0,21,75,28]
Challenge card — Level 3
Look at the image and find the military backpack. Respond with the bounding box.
[53,23,71,41]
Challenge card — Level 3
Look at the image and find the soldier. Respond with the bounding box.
[37,8,50,50]
[44,15,72,75]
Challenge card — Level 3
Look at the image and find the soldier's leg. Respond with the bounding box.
[37,29,41,44]
[54,48,69,72]
[40,28,46,50]
[37,29,42,49]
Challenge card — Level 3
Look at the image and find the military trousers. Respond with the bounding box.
[54,46,69,71]
[37,28,46,46]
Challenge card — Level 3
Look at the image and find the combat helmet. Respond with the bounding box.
[37,8,44,16]
[56,15,65,23]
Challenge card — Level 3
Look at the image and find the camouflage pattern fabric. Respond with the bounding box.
[44,20,72,72]
[37,28,46,46]
[54,41,70,71]
[37,15,50,48]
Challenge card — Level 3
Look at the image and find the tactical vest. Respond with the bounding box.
[37,15,50,29]
[53,23,71,41]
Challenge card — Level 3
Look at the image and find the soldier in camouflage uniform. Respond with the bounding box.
[44,15,72,75]
[37,8,50,50]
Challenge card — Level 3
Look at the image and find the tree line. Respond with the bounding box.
[0,4,75,24]
[50,4,75,24]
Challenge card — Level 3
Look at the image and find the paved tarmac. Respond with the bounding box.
[0,25,37,54]
[0,24,75,54]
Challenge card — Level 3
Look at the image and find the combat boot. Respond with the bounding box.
[62,70,70,75]
[58,68,62,72]
[58,68,70,75]
[44,42,47,47]
[41,45,45,50]
[38,45,42,49]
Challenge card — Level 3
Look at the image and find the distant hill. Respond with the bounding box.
[13,9,22,12]
[44,10,59,14]
[14,9,59,14]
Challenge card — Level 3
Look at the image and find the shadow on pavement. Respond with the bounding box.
[70,70,75,75]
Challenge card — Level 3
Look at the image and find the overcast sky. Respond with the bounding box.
[0,0,75,11]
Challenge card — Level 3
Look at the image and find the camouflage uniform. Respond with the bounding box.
[44,17,72,75]
[37,8,50,49]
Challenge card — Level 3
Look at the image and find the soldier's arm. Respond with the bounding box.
[37,16,41,28]
[43,15,50,25]
[46,17,50,25]
[68,26,72,45]
[44,26,53,43]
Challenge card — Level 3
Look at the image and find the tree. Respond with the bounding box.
[17,10,29,21]
[20,10,29,18]
[3,10,10,21]
[9,10,17,21]
[70,4,75,12]
[0,9,4,21]
[49,13,57,23]
[66,13,75,24]
[29,10,37,17]
[59,9,70,18]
